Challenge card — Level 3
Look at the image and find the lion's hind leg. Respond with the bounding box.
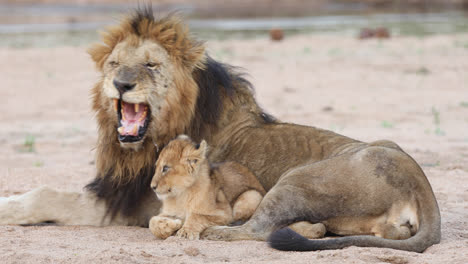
[232,189,263,222]
[202,183,317,241]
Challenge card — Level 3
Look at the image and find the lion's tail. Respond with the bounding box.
[268,199,441,253]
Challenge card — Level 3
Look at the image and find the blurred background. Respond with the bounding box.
[1,0,468,47]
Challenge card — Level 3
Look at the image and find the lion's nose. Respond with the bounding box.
[151,184,157,191]
[113,79,136,94]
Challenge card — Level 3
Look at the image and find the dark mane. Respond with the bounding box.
[85,56,254,220]
[193,55,253,125]
[129,5,254,126]
[86,165,156,221]
[86,7,262,220]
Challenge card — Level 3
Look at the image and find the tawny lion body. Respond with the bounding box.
[0,7,440,252]
[148,136,265,240]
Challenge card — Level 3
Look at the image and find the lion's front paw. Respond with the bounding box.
[176,227,200,240]
[149,216,182,239]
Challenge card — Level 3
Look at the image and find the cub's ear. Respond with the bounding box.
[186,140,208,171]
[186,157,200,174]
[197,140,208,157]
[188,158,199,167]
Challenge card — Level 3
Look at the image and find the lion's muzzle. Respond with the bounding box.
[114,99,151,143]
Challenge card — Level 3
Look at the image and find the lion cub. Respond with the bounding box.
[149,135,266,240]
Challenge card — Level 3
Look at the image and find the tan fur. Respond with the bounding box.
[149,136,265,239]
[88,15,205,72]
[289,222,327,239]
[0,10,440,252]
[87,14,207,184]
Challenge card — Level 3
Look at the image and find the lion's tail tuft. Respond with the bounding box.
[269,218,440,253]
[268,227,314,251]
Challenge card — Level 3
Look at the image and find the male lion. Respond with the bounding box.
[149,135,265,240]
[0,7,440,252]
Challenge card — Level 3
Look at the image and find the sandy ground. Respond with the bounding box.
[0,33,467,263]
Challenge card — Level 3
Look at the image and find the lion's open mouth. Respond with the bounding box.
[113,99,150,143]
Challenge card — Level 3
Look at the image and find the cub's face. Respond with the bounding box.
[101,38,176,149]
[151,136,207,200]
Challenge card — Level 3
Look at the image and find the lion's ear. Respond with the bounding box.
[185,42,206,70]
[88,25,128,71]
[188,158,199,166]
[186,157,200,174]
[186,140,207,170]
[88,43,112,71]
[197,140,208,157]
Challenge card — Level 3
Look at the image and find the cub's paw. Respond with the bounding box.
[149,216,182,239]
[176,227,200,240]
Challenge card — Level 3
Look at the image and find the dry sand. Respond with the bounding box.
[0,33,467,263]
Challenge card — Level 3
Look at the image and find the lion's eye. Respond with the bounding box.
[145,62,160,70]
[162,165,169,173]
[109,61,119,67]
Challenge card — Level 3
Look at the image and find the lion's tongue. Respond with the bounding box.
[118,102,147,136]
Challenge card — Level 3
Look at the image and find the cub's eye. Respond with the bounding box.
[109,61,119,67]
[162,165,169,173]
[145,62,160,70]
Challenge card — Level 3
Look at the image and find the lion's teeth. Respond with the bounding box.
[138,110,147,122]
[138,111,146,122]
[121,110,126,121]
[113,99,118,111]
[135,104,139,113]
[132,124,138,135]
[117,127,124,134]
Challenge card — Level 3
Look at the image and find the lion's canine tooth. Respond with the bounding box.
[117,127,124,134]
[132,124,138,135]
[113,99,118,111]
[121,110,126,121]
[135,104,139,113]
